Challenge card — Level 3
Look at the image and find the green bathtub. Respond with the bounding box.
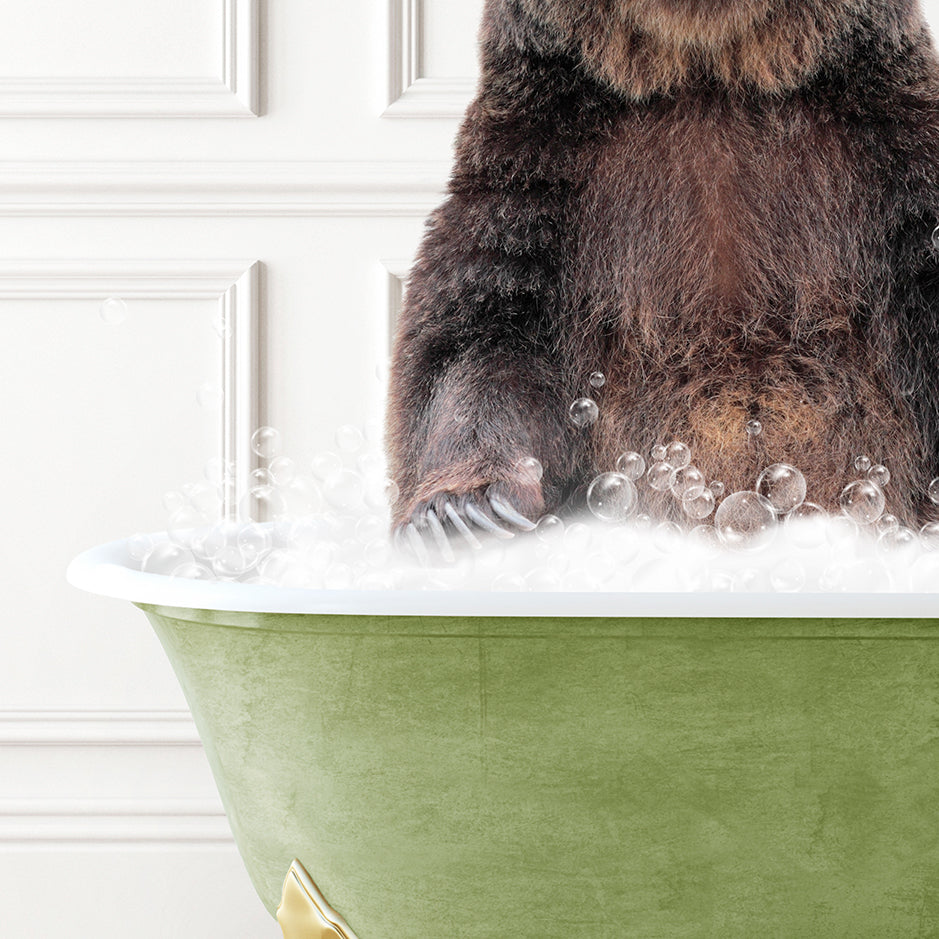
[70,539,939,938]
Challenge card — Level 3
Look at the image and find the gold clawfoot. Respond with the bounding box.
[276,859,359,939]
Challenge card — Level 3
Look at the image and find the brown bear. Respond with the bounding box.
[386,0,939,546]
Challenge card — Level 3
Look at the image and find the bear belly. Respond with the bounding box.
[567,97,920,516]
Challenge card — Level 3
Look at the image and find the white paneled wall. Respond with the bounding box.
[1,1,938,936]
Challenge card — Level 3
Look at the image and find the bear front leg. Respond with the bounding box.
[388,343,578,559]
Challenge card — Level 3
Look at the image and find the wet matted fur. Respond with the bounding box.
[386,0,939,528]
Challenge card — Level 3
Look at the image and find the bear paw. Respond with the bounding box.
[396,481,541,564]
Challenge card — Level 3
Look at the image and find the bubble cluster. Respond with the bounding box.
[134,416,939,596]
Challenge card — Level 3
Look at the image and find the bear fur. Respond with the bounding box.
[386,0,939,534]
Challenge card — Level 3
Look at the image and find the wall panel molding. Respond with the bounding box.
[0,161,448,216]
[0,259,260,513]
[384,0,475,117]
[0,710,230,847]
[0,0,258,117]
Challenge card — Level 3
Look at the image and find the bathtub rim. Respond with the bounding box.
[67,534,939,618]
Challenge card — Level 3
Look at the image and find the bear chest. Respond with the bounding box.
[573,98,882,343]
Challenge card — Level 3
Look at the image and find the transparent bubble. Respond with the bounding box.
[311,451,343,483]
[127,533,154,562]
[238,523,273,562]
[279,516,322,552]
[515,456,544,484]
[670,464,706,500]
[258,550,308,588]
[709,481,725,498]
[920,521,939,551]
[771,559,806,593]
[170,562,213,581]
[588,371,606,389]
[689,524,721,552]
[652,521,683,553]
[99,297,127,325]
[587,473,637,522]
[651,444,668,463]
[162,490,186,515]
[142,542,193,575]
[250,427,281,460]
[876,514,899,536]
[335,424,364,454]
[733,567,770,592]
[826,514,859,548]
[868,464,890,487]
[239,485,288,522]
[167,507,210,547]
[525,567,561,592]
[714,491,777,550]
[930,478,939,505]
[564,521,592,553]
[756,463,806,515]
[665,441,691,470]
[746,419,763,437]
[933,225,939,252]
[268,456,296,486]
[615,451,646,480]
[682,487,716,520]
[203,457,235,486]
[784,502,828,548]
[453,408,469,425]
[212,544,259,578]
[854,455,872,474]
[196,382,223,410]
[364,537,393,569]
[323,470,364,512]
[250,467,272,486]
[569,397,599,428]
[878,526,917,554]
[281,476,323,515]
[535,514,565,542]
[839,479,885,525]
[647,462,677,492]
[187,482,220,518]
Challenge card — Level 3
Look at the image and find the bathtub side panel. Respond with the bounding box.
[141,607,939,938]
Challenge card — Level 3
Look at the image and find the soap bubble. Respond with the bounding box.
[196,382,223,410]
[171,562,213,580]
[526,567,561,591]
[651,444,668,463]
[282,476,323,515]
[588,371,606,389]
[670,464,706,500]
[162,490,186,515]
[689,524,721,551]
[250,467,272,486]
[839,479,885,525]
[756,463,807,515]
[323,470,364,511]
[99,297,127,325]
[569,397,599,427]
[647,461,677,492]
[878,526,917,555]
[920,521,939,550]
[854,455,872,473]
[127,533,154,561]
[142,542,193,575]
[239,485,288,522]
[515,456,544,484]
[251,427,281,460]
[167,507,210,546]
[826,514,859,548]
[652,521,683,553]
[665,441,692,469]
[203,457,234,486]
[932,225,939,252]
[587,473,637,522]
[875,514,899,536]
[714,491,777,550]
[311,451,343,483]
[771,559,806,593]
[335,424,364,454]
[709,481,725,498]
[535,514,564,541]
[268,456,296,486]
[746,419,763,437]
[682,487,716,519]
[785,502,827,548]
[930,478,939,504]
[868,464,890,487]
[615,451,646,480]
[564,521,592,553]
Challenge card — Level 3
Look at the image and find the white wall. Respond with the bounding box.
[0,1,936,936]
